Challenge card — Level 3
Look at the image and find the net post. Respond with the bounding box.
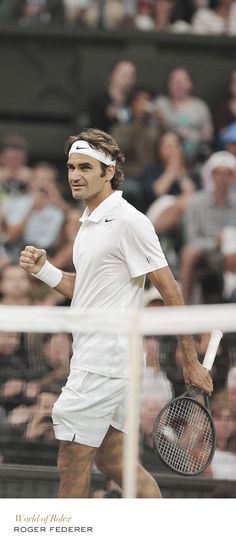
[122,310,142,498]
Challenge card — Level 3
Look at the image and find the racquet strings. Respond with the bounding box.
[153,398,214,474]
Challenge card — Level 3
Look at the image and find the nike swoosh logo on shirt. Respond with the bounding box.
[105,218,116,223]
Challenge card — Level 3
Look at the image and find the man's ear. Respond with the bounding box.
[106,165,115,181]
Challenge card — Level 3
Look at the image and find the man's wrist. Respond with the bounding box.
[32,260,62,288]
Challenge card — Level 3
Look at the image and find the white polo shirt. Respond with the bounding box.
[70,191,168,377]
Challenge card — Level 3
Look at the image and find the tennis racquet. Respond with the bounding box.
[152,329,223,476]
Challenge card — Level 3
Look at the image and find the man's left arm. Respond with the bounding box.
[147,266,213,396]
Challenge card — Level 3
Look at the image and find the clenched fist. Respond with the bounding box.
[19,245,46,275]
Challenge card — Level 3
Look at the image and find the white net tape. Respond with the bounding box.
[0,303,236,334]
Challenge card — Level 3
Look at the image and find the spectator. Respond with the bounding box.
[139,366,173,471]
[219,121,236,159]
[0,332,27,385]
[227,366,236,417]
[91,487,106,498]
[3,162,66,261]
[210,391,236,480]
[179,151,236,304]
[63,0,99,28]
[211,448,236,480]
[220,225,236,302]
[146,196,184,276]
[63,0,128,29]
[0,135,34,262]
[34,207,81,305]
[0,333,40,416]
[0,378,29,414]
[104,477,122,497]
[134,0,155,30]
[153,66,213,164]
[86,59,137,132]
[104,489,122,498]
[24,386,59,441]
[40,332,71,389]
[51,206,81,272]
[152,0,192,33]
[0,212,11,271]
[4,385,59,465]
[63,0,197,31]
[90,476,122,498]
[227,429,236,453]
[173,0,197,23]
[63,0,91,23]
[111,87,157,180]
[191,0,236,35]
[111,87,158,210]
[143,333,164,374]
[225,333,236,368]
[153,0,175,31]
[9,0,65,26]
[3,332,71,463]
[0,263,33,305]
[142,131,197,212]
[19,331,71,381]
[0,134,32,198]
[1,375,43,417]
[141,132,198,274]
[102,1,127,30]
[214,68,236,135]
[0,330,68,429]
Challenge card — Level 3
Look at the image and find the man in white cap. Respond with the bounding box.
[20,128,213,498]
[180,151,236,304]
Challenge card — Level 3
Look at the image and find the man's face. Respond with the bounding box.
[67,153,112,204]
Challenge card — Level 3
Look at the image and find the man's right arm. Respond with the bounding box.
[53,271,76,299]
[19,245,75,300]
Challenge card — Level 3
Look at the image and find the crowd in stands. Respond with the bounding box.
[0,38,236,491]
[0,1,236,36]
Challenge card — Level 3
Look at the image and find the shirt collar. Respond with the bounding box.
[79,191,123,223]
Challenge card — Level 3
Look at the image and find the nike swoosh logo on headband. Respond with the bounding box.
[76,146,88,150]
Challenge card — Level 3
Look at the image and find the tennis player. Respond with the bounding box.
[19,128,213,498]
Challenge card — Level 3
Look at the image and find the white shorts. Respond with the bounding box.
[52,369,129,447]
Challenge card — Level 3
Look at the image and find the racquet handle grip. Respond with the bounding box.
[202,329,223,371]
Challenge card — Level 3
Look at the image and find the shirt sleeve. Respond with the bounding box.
[119,214,168,278]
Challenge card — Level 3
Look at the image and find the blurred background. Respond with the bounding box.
[0,0,236,498]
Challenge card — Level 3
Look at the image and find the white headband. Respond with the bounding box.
[68,140,116,166]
